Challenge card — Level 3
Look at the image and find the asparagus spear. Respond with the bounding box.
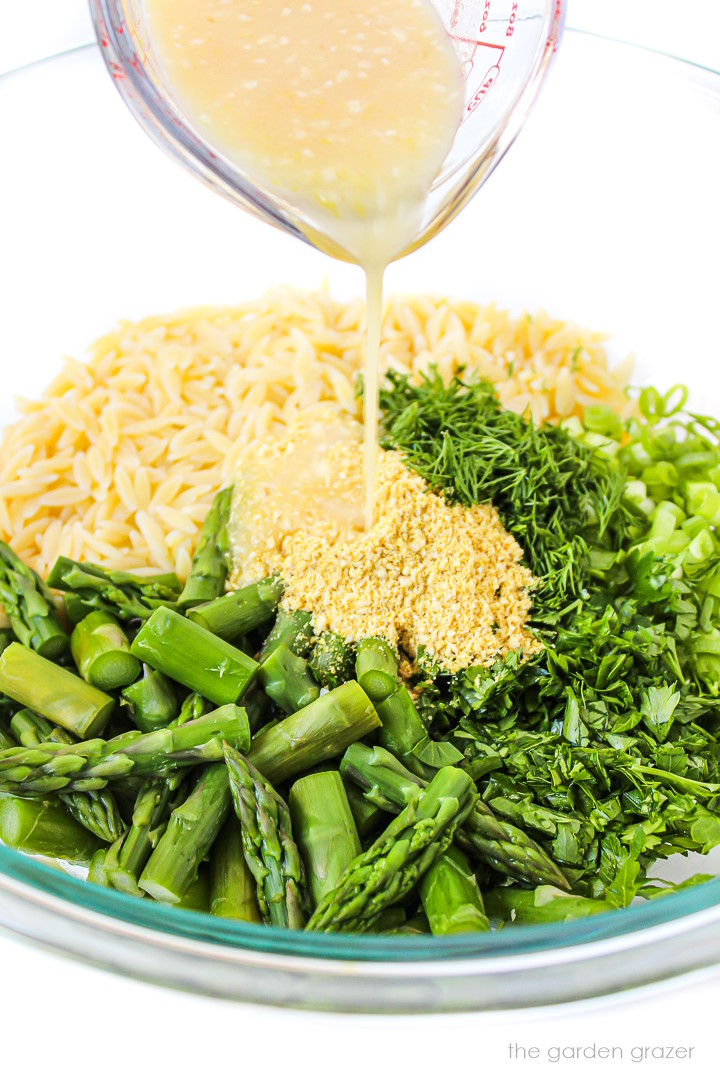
[0,725,16,753]
[46,557,181,621]
[139,763,232,903]
[0,794,103,863]
[419,845,490,934]
[225,745,308,929]
[177,488,233,609]
[62,593,93,626]
[248,680,381,785]
[88,846,110,886]
[289,771,361,907]
[341,743,570,890]
[94,693,201,893]
[340,743,428,811]
[0,642,115,738]
[258,608,314,663]
[386,912,431,936]
[485,885,613,924]
[342,777,388,841]
[373,907,408,933]
[258,643,319,715]
[355,637,398,703]
[176,866,211,912]
[71,611,141,692]
[375,684,463,779]
[307,766,477,933]
[0,541,69,659]
[309,632,355,689]
[240,680,274,734]
[210,819,262,921]
[104,777,193,895]
[176,691,211,725]
[0,705,250,795]
[131,607,258,706]
[188,576,283,642]
[9,709,124,842]
[122,664,179,733]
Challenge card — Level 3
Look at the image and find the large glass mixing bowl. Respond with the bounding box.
[0,30,719,1012]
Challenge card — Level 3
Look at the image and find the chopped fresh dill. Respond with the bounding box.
[379,369,634,628]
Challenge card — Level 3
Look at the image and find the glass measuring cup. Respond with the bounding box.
[90,0,565,261]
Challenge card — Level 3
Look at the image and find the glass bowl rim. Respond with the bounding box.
[1,30,720,967]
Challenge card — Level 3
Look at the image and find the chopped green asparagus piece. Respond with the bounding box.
[341,743,569,890]
[176,866,211,912]
[10,708,61,747]
[8,709,127,842]
[459,804,571,890]
[88,846,110,886]
[131,607,258,705]
[375,684,463,779]
[58,790,126,844]
[0,794,103,863]
[249,680,381,786]
[122,665,179,733]
[373,906,408,933]
[342,777,389,841]
[0,725,16,753]
[225,745,307,929]
[62,593,93,626]
[258,643,319,715]
[355,637,398,702]
[0,642,114,738]
[419,845,490,934]
[177,488,233,609]
[176,691,211,725]
[485,885,613,924]
[0,705,250,795]
[210,819,262,921]
[139,763,232,903]
[240,680,273,734]
[309,632,355,689]
[188,576,283,641]
[289,771,361,907]
[102,777,190,896]
[385,911,431,936]
[0,541,68,659]
[71,611,141,691]
[46,557,181,621]
[259,608,314,663]
[307,766,477,933]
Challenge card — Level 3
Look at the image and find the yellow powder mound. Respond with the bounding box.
[231,411,539,672]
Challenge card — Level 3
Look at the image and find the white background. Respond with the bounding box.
[1,3,720,1078]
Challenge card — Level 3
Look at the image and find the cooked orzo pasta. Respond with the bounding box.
[0,288,633,578]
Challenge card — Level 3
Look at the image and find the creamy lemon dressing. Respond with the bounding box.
[144,0,464,525]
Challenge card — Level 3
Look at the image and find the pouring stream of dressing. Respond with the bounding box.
[144,0,465,528]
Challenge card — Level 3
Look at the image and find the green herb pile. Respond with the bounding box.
[381,373,720,911]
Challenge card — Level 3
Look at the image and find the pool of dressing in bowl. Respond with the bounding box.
[143,0,465,528]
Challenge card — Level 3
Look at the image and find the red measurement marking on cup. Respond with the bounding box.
[465,63,501,114]
[547,0,564,51]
